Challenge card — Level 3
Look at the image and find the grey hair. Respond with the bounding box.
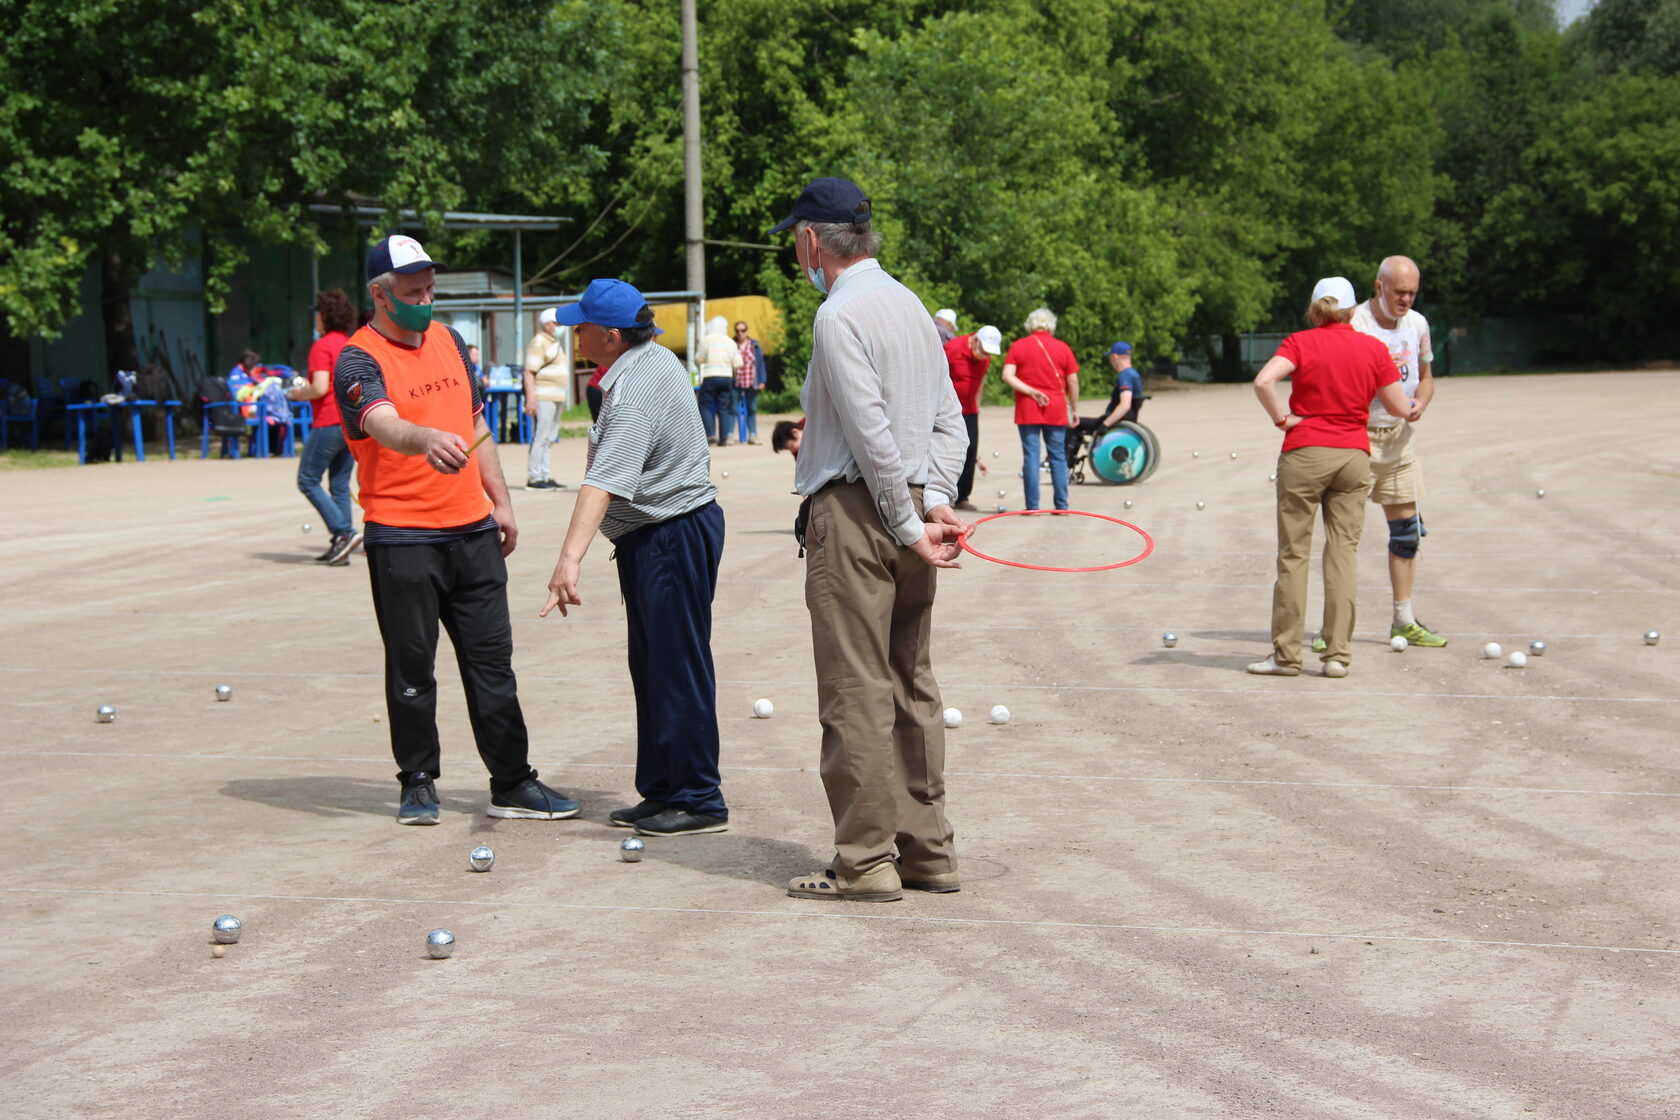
[1024,307,1057,333]
[795,219,881,261]
[368,270,398,296]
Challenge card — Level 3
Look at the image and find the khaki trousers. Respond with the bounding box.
[1271,447,1372,668]
[804,481,956,879]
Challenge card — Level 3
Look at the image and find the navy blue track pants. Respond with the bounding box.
[613,501,727,817]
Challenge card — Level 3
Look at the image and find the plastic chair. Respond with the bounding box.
[1,393,40,451]
[286,400,313,456]
[201,401,244,459]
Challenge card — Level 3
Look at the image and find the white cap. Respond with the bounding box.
[1310,276,1358,310]
[975,325,1003,355]
[538,307,559,326]
[935,308,958,327]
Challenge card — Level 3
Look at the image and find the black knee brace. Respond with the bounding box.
[1387,515,1422,559]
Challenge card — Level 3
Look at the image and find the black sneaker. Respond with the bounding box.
[323,530,363,566]
[526,478,560,491]
[398,772,440,825]
[635,808,729,836]
[313,538,339,563]
[488,777,580,820]
[608,799,668,828]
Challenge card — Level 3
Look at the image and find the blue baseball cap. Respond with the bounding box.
[1109,341,1133,355]
[767,177,872,235]
[366,235,439,282]
[555,279,649,329]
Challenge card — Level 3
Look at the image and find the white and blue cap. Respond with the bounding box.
[366,234,439,282]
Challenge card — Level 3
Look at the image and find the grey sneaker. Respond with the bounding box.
[398,772,440,825]
[488,777,580,820]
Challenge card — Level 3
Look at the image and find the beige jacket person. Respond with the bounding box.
[526,329,571,406]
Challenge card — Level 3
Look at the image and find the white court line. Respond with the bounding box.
[4,750,1674,799]
[4,886,1672,957]
[4,666,1672,704]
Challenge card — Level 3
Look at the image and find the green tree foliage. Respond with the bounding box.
[4,0,1674,375]
[0,0,610,357]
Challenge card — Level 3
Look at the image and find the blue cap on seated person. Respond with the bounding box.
[555,279,650,329]
[767,177,872,235]
[1109,341,1132,355]
[365,235,440,282]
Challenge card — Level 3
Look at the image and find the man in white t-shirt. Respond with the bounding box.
[1351,255,1444,648]
[524,308,572,490]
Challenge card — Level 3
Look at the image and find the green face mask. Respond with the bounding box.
[379,285,434,332]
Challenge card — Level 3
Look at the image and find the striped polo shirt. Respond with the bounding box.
[584,340,717,541]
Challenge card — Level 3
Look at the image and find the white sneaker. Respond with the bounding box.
[1247,655,1301,677]
[1323,660,1349,678]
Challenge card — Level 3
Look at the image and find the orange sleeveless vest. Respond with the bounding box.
[345,323,491,529]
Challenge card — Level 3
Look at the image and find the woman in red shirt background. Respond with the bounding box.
[1001,307,1079,511]
[1250,276,1412,678]
[288,288,361,566]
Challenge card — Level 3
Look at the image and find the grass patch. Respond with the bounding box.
[0,448,80,471]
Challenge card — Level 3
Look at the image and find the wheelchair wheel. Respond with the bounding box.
[1089,421,1160,486]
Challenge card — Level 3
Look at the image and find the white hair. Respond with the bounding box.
[794,219,882,261]
[1024,307,1057,333]
[368,270,398,295]
[706,316,730,337]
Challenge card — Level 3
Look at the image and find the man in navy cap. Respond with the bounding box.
[769,177,968,902]
[540,279,729,838]
[1068,340,1147,462]
[335,234,581,826]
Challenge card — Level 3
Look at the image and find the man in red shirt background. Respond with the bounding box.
[941,322,1001,511]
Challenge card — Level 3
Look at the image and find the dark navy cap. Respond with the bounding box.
[1109,341,1133,355]
[554,279,649,329]
[767,177,872,235]
[366,235,439,282]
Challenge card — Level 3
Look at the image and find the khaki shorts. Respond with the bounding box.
[1367,422,1422,505]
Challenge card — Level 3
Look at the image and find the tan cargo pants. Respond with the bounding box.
[804,480,957,880]
[1271,446,1372,668]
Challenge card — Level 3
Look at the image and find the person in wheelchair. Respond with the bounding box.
[1067,340,1145,462]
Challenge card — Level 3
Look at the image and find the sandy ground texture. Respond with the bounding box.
[1,371,1676,1120]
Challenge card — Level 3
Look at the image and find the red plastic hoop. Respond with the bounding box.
[957,509,1155,573]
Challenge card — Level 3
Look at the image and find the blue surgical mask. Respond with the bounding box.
[805,265,828,294]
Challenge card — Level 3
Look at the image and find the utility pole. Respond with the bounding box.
[681,0,704,366]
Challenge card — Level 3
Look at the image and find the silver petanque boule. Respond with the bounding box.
[96,705,116,723]
[212,915,243,944]
[426,929,455,959]
[215,684,233,702]
[620,837,645,862]
[468,846,495,872]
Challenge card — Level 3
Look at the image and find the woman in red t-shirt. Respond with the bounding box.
[1250,277,1412,678]
[288,288,361,565]
[1000,307,1080,511]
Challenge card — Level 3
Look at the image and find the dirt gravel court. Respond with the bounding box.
[1,370,1675,1119]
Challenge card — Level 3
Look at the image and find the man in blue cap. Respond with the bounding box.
[1067,340,1147,460]
[768,177,968,902]
[334,234,581,825]
[540,279,729,838]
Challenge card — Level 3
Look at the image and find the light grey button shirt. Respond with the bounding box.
[584,340,718,542]
[793,258,967,546]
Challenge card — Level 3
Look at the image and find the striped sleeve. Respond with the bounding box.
[334,345,392,439]
[582,380,657,499]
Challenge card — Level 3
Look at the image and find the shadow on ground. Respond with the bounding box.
[220,775,483,818]
[247,551,319,566]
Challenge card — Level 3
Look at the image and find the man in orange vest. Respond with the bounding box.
[335,234,581,826]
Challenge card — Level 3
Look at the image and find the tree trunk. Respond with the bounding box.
[101,248,138,382]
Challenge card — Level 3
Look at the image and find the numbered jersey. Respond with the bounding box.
[1351,301,1432,429]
